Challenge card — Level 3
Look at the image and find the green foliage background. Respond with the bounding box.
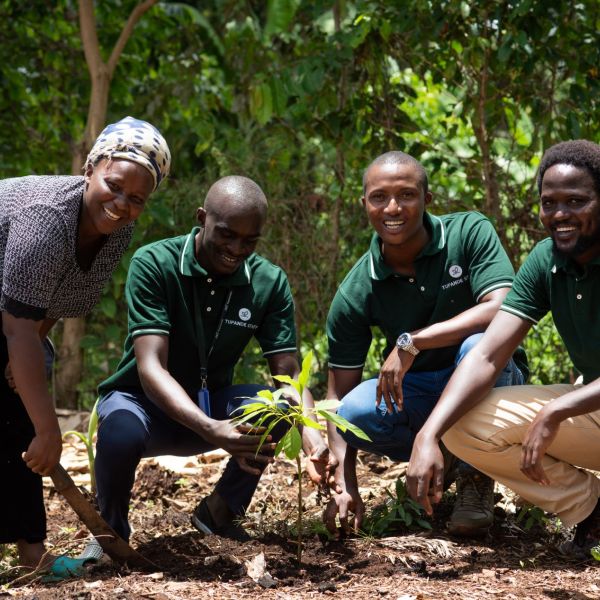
[1,0,597,406]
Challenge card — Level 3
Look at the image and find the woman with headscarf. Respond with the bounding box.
[0,116,171,574]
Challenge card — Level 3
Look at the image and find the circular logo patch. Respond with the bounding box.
[239,308,251,321]
[449,265,463,278]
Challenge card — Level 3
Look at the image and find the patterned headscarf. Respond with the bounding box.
[85,116,171,191]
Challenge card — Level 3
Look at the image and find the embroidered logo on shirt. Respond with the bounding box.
[449,265,463,278]
[239,308,251,321]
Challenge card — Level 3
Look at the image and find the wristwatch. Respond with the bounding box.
[396,332,420,356]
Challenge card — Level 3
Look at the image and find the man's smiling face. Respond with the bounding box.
[196,202,264,276]
[540,163,600,264]
[362,162,432,249]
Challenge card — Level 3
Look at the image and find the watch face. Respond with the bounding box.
[397,333,411,347]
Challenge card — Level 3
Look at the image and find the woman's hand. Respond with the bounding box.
[5,361,16,392]
[22,426,62,476]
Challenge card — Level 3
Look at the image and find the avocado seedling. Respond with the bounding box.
[233,351,370,563]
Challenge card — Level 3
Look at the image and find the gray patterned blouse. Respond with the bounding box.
[0,175,133,320]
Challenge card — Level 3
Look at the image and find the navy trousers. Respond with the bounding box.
[96,384,281,541]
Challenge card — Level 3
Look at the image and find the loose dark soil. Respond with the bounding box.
[2,450,599,599]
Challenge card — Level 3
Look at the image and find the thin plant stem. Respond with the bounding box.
[296,455,303,565]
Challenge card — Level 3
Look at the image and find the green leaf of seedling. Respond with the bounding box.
[273,374,302,395]
[297,414,325,430]
[320,411,372,442]
[416,519,433,530]
[283,426,302,460]
[591,545,600,561]
[87,399,99,443]
[314,399,342,411]
[257,389,274,400]
[298,351,313,391]
[274,434,287,457]
[62,430,90,451]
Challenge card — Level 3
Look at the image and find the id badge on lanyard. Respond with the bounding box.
[197,385,211,417]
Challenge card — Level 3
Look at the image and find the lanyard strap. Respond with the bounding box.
[191,282,232,389]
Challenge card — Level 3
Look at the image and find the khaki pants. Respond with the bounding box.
[443,385,600,526]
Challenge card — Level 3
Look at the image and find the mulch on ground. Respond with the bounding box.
[1,444,599,599]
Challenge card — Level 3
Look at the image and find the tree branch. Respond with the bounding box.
[107,0,159,77]
[78,0,103,76]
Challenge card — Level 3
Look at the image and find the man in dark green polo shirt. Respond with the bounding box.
[323,151,525,537]
[93,176,329,546]
[407,140,600,557]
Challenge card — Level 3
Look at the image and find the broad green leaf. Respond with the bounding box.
[314,399,341,411]
[265,0,299,37]
[283,425,302,459]
[257,389,274,400]
[297,414,325,430]
[298,350,313,391]
[273,375,302,395]
[320,411,371,442]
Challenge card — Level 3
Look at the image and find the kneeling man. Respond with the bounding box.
[94,176,328,547]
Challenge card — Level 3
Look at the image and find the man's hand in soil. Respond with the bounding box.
[519,406,560,486]
[204,420,275,476]
[306,444,340,490]
[406,432,445,516]
[323,487,364,535]
[376,348,416,414]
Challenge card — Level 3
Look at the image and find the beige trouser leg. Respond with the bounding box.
[443,384,600,527]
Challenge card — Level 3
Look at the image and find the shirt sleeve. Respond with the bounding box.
[464,214,515,302]
[255,270,297,356]
[327,287,373,369]
[500,241,551,324]
[126,252,172,337]
[1,204,68,318]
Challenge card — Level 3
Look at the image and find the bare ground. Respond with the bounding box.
[1,442,599,600]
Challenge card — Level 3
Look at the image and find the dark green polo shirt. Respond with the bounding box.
[327,211,515,372]
[99,227,297,398]
[501,237,600,384]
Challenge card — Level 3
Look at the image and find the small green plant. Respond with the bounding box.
[233,351,370,563]
[62,398,99,495]
[516,504,549,531]
[591,545,600,561]
[363,477,432,537]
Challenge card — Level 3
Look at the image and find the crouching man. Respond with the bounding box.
[93,176,329,549]
[324,151,525,537]
[408,140,600,557]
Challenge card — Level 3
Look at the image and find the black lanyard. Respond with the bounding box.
[191,282,232,390]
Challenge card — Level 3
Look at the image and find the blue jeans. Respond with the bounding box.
[337,334,524,462]
[96,384,280,541]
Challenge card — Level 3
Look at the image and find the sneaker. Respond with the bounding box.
[77,537,104,562]
[559,498,600,559]
[447,469,494,536]
[191,497,251,542]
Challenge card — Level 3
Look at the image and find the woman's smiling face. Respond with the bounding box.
[82,158,154,237]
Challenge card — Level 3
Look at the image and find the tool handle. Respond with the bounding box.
[49,463,74,494]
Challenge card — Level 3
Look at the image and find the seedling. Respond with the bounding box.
[363,477,432,537]
[233,351,370,563]
[516,504,549,531]
[62,398,99,495]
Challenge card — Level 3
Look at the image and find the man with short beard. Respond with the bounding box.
[407,140,600,558]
